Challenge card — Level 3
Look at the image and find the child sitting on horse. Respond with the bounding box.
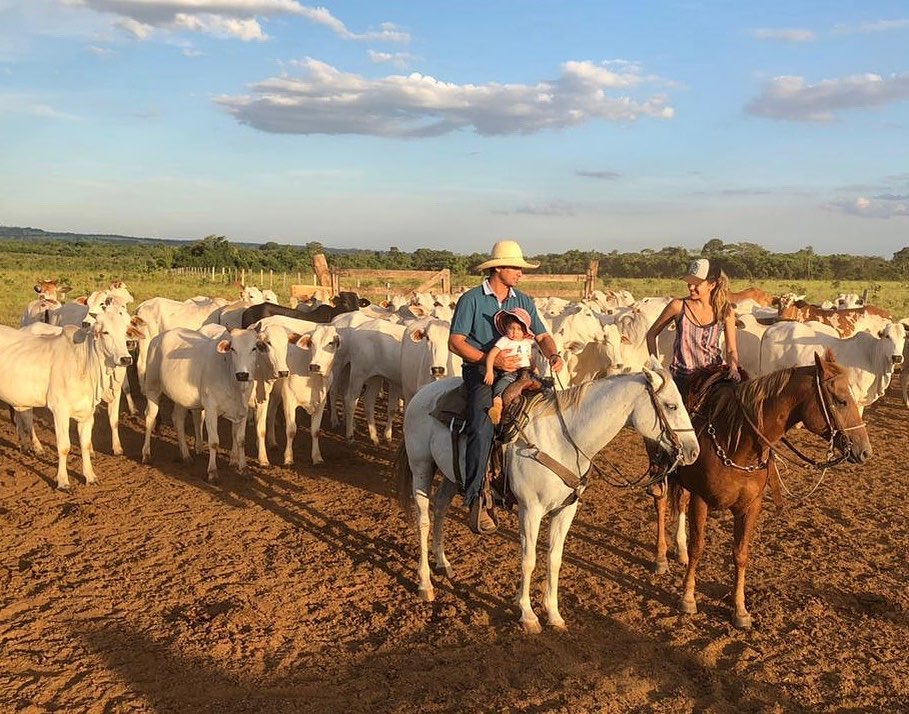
[484,308,542,424]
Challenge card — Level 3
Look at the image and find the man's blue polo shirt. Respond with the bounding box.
[450,279,547,361]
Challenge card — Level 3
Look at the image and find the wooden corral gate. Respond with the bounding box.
[290,256,599,302]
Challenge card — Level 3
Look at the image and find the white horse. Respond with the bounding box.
[397,355,700,633]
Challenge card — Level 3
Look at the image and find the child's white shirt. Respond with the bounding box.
[495,336,532,368]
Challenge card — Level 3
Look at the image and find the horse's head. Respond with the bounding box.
[638,356,700,468]
[805,349,872,464]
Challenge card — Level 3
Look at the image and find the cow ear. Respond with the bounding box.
[296,334,312,349]
[735,319,745,329]
[216,339,231,354]
[410,329,425,342]
[130,315,147,327]
[76,296,88,305]
[286,332,302,343]
[878,329,885,338]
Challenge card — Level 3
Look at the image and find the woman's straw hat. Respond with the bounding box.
[475,240,540,272]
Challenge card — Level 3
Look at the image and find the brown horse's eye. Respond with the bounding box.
[835,397,848,407]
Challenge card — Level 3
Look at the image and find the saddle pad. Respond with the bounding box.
[430,383,468,426]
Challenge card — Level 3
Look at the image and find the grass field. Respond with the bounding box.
[2,260,909,327]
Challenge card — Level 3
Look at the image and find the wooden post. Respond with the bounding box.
[269,269,273,288]
[313,254,332,290]
[241,269,246,285]
[584,260,599,298]
[441,268,451,294]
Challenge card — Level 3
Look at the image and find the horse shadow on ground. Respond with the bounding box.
[72,603,814,713]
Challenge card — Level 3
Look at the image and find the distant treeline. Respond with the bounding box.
[2,232,909,281]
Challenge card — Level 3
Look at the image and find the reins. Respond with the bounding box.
[706,368,865,502]
[517,369,691,497]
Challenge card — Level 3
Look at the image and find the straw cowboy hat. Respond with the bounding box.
[474,240,540,272]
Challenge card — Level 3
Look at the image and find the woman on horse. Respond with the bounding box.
[646,258,740,404]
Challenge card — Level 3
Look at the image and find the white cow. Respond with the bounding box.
[566,323,624,384]
[400,318,461,405]
[277,324,342,466]
[0,306,134,488]
[134,295,229,388]
[142,327,260,480]
[19,306,144,456]
[334,318,406,444]
[20,279,71,326]
[760,321,906,413]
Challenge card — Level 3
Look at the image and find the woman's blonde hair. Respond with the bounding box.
[709,270,731,320]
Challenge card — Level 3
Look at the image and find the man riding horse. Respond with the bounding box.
[448,240,564,535]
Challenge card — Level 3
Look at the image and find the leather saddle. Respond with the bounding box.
[430,379,549,509]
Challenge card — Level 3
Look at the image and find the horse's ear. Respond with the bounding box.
[641,360,663,391]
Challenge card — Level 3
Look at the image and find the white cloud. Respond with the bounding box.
[833,18,909,34]
[514,200,577,217]
[576,170,621,180]
[746,72,909,121]
[367,49,417,69]
[61,1,409,43]
[750,27,816,42]
[217,58,675,137]
[823,196,908,218]
[87,44,114,56]
[0,92,80,120]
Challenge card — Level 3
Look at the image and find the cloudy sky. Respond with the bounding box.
[1,1,908,256]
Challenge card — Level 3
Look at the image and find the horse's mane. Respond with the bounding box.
[528,367,672,419]
[529,381,595,418]
[705,368,798,454]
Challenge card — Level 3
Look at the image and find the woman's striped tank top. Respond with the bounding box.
[670,300,723,377]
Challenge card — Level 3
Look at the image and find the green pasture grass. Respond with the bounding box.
[3,258,909,327]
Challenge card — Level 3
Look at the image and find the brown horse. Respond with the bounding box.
[654,350,871,628]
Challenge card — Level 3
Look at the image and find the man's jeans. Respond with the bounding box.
[462,364,493,507]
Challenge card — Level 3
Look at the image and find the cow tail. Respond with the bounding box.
[394,442,414,512]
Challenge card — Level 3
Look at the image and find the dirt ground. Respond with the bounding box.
[1,382,908,714]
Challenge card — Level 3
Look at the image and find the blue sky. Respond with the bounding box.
[1,1,908,256]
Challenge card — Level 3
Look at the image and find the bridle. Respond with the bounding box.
[705,367,866,503]
[530,370,693,492]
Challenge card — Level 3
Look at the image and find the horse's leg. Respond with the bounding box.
[653,492,669,574]
[431,477,458,579]
[679,492,709,615]
[411,459,436,602]
[516,503,545,634]
[675,488,690,566]
[732,501,763,629]
[544,501,579,630]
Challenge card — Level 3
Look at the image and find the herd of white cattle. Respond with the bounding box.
[1,279,907,490]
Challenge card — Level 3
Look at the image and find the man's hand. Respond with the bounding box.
[547,354,564,374]
[494,350,521,372]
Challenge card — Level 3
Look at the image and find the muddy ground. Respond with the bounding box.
[1,384,908,713]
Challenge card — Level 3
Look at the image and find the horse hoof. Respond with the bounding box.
[653,559,669,575]
[549,619,567,632]
[57,483,71,492]
[432,563,454,579]
[418,588,435,603]
[679,599,698,615]
[733,613,753,629]
[521,620,543,635]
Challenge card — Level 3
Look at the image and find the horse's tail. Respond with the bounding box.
[394,441,414,513]
[668,479,688,520]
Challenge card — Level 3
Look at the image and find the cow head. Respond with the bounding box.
[408,319,452,380]
[255,323,291,379]
[91,304,133,368]
[216,329,260,382]
[296,326,341,376]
